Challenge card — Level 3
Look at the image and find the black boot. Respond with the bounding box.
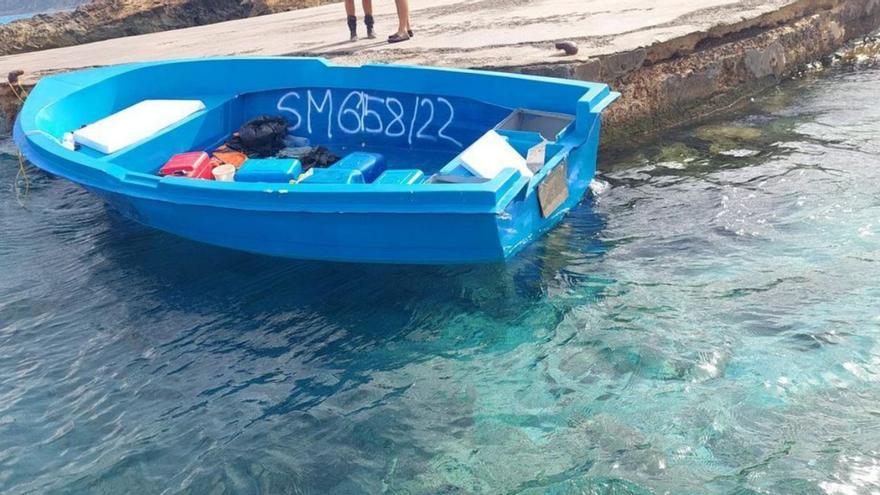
[364,15,376,39]
[347,15,357,41]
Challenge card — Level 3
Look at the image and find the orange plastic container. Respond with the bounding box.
[212,150,248,168]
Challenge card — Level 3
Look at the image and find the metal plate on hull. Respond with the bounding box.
[537,159,569,218]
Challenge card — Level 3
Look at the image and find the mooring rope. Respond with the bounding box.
[6,81,26,103]
[14,151,30,207]
[7,74,31,206]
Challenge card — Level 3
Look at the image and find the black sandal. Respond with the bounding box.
[388,33,410,44]
[408,30,414,38]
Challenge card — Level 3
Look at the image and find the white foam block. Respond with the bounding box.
[458,130,533,180]
[73,99,206,154]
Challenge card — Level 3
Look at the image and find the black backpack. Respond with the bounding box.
[237,115,289,157]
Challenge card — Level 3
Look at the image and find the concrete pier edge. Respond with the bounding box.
[2,0,879,142]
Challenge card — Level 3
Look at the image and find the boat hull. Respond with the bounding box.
[96,189,508,263]
[17,121,602,264]
[14,58,617,264]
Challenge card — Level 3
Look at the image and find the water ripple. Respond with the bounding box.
[2,66,880,494]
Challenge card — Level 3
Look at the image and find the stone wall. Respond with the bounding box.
[511,0,880,141]
[1,84,28,136]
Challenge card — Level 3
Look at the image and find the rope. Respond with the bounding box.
[14,151,30,207]
[6,80,26,103]
[7,76,30,205]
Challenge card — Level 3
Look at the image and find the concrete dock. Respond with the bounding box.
[2,0,879,137]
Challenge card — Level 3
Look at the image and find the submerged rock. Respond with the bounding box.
[655,142,701,163]
[518,476,654,495]
[694,125,762,143]
[693,124,762,155]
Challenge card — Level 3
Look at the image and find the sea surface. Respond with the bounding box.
[0,7,74,24]
[0,14,32,24]
[2,62,880,494]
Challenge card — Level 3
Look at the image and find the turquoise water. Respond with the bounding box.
[0,7,74,24]
[0,14,34,24]
[2,65,880,494]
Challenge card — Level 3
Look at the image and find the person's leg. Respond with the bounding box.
[389,0,410,42]
[345,0,358,40]
[363,0,375,39]
[403,0,412,36]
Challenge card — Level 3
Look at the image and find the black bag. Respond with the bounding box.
[236,115,289,157]
[300,146,340,171]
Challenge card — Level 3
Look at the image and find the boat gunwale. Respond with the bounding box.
[16,57,614,215]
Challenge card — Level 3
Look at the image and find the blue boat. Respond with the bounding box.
[14,57,618,264]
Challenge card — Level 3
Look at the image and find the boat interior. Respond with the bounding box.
[23,59,611,195]
[62,91,575,187]
[13,59,618,262]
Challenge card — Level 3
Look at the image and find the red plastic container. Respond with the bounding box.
[158,152,214,179]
